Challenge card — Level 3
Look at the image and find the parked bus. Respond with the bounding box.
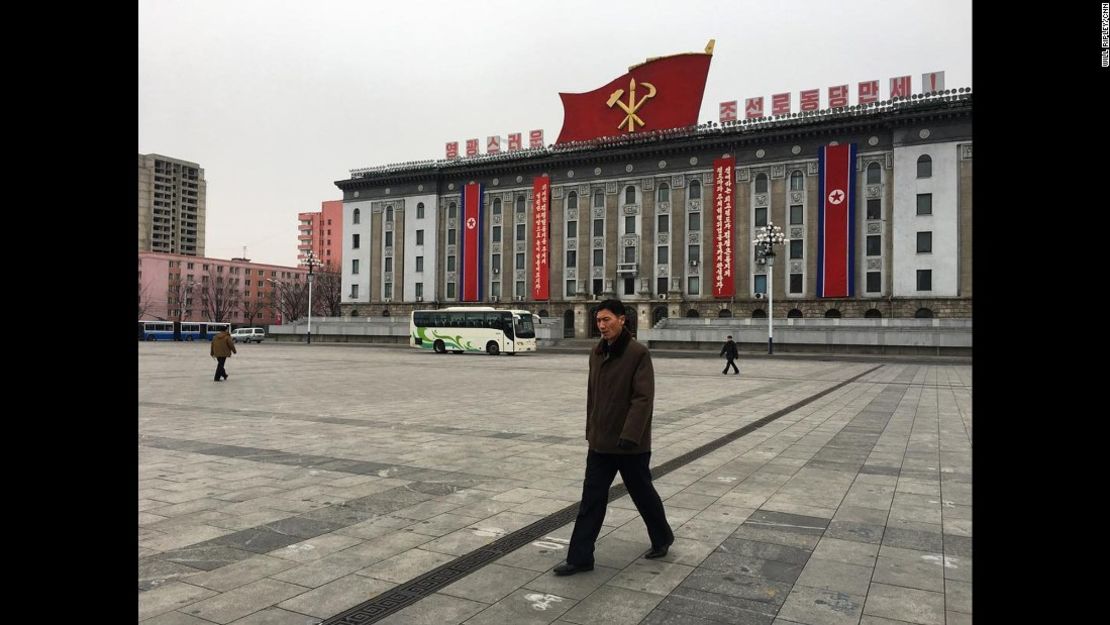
[138,321,231,341]
[410,307,536,355]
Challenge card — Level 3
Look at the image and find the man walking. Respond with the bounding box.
[720,334,739,375]
[554,299,673,576]
[210,328,237,381]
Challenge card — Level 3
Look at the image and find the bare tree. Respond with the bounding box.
[166,277,196,322]
[200,269,242,322]
[270,278,309,323]
[313,265,343,317]
[240,298,267,326]
[138,281,153,319]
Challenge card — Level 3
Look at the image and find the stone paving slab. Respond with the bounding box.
[140,343,971,624]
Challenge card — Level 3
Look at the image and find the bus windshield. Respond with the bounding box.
[514,314,535,338]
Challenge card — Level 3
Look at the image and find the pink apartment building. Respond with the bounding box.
[298,200,343,271]
[139,251,308,326]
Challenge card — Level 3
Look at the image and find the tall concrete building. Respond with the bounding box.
[138,153,206,256]
[297,200,344,270]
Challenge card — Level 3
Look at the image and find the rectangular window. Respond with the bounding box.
[916,193,932,216]
[415,282,424,298]
[657,214,669,233]
[790,205,803,224]
[566,280,576,296]
[755,207,768,227]
[916,269,932,291]
[352,233,360,249]
[447,256,456,271]
[866,235,881,256]
[790,239,803,259]
[593,279,603,295]
[917,231,932,253]
[625,216,636,234]
[492,253,501,269]
[754,274,767,294]
[516,223,525,241]
[416,256,424,272]
[416,230,424,245]
[567,220,577,236]
[566,250,576,267]
[448,229,456,245]
[624,277,635,295]
[492,226,501,242]
[593,219,604,237]
[867,199,881,220]
[657,246,668,264]
[516,281,525,297]
[352,259,360,274]
[385,231,393,247]
[491,280,500,296]
[624,246,636,263]
[688,245,700,265]
[688,212,700,231]
[447,282,456,298]
[866,271,881,292]
[688,276,699,295]
[351,284,359,298]
[516,253,525,269]
[384,283,393,298]
[790,273,803,293]
[657,277,668,294]
[384,257,393,272]
[593,249,604,266]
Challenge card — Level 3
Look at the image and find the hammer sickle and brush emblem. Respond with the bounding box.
[607,78,656,132]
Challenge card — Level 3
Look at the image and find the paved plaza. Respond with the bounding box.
[139,342,972,625]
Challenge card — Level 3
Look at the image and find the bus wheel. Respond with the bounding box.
[486,341,500,356]
[433,340,446,354]
[146,336,155,341]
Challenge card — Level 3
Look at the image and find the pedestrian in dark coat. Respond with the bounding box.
[720,335,739,375]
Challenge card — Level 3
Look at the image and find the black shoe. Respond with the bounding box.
[223,374,229,380]
[644,543,672,559]
[553,562,594,576]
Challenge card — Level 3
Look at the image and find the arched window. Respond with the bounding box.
[824,309,842,318]
[657,183,670,203]
[752,309,767,319]
[515,196,525,213]
[787,308,803,318]
[449,202,457,218]
[352,208,361,224]
[652,306,668,325]
[594,191,604,208]
[416,202,424,218]
[789,170,804,191]
[866,162,881,184]
[914,307,934,318]
[567,192,577,210]
[717,309,732,318]
[382,309,391,317]
[625,186,636,205]
[492,198,501,215]
[864,308,883,318]
[350,307,359,317]
[685,309,700,318]
[689,179,701,200]
[385,206,393,222]
[755,174,768,193]
[917,155,932,178]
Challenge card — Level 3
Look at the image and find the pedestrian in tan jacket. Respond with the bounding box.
[554,299,673,576]
[210,330,236,382]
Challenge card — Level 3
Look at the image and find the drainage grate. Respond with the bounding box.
[321,365,882,624]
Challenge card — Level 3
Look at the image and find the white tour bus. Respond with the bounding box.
[410,307,536,355]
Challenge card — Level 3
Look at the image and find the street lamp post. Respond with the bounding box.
[754,221,786,354]
[303,250,320,344]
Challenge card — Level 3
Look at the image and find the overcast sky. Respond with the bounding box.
[139,0,972,267]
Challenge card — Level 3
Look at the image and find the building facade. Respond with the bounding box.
[139,251,308,326]
[297,200,344,270]
[335,92,971,336]
[138,153,206,256]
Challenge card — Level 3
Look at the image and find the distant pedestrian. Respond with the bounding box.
[720,335,739,375]
[210,329,236,381]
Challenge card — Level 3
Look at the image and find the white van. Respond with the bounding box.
[231,327,266,343]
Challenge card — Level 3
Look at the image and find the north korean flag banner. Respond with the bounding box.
[817,144,857,298]
[712,157,735,297]
[459,183,484,301]
[530,177,550,300]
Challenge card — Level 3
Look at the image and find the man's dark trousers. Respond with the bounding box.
[723,358,739,374]
[566,449,673,566]
[214,357,228,381]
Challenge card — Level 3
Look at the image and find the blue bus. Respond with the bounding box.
[138,321,231,341]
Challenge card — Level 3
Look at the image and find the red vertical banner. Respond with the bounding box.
[817,144,857,298]
[530,177,550,300]
[460,183,484,301]
[712,157,735,298]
